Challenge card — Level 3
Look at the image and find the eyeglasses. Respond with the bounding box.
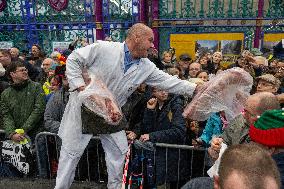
[14,68,28,73]
[189,68,200,71]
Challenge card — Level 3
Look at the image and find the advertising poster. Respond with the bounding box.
[262,33,284,57]
[52,41,70,53]
[0,41,13,49]
[170,33,244,67]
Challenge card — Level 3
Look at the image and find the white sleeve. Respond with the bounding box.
[66,42,100,91]
[145,67,197,97]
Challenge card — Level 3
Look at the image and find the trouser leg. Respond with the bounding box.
[100,130,128,189]
[54,146,82,189]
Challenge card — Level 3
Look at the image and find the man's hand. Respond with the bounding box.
[147,98,157,110]
[105,98,121,122]
[126,131,137,140]
[11,133,25,143]
[140,134,150,142]
[211,137,223,152]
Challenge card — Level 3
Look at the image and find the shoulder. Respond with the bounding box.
[97,40,123,50]
[1,87,12,98]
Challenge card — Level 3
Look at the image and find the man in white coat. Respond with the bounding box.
[55,23,197,189]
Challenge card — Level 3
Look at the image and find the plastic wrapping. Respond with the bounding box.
[183,67,253,121]
[58,75,123,154]
[79,76,122,125]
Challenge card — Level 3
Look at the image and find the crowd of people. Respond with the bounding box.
[0,23,283,189]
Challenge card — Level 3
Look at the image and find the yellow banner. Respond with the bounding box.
[170,33,244,60]
[263,33,284,42]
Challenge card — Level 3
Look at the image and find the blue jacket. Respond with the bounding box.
[200,113,223,147]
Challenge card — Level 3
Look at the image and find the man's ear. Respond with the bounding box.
[213,175,220,189]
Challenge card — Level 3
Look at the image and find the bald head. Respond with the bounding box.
[126,23,153,40]
[247,92,280,115]
[125,23,154,59]
[42,58,53,73]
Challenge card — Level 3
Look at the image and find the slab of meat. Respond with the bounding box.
[183,67,253,121]
[81,76,122,125]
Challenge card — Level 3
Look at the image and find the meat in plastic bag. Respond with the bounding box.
[183,67,253,121]
[78,75,122,125]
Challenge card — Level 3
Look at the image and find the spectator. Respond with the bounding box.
[125,84,148,140]
[197,70,209,82]
[44,65,68,134]
[211,52,223,74]
[249,109,284,188]
[181,144,281,189]
[140,87,188,187]
[27,44,45,72]
[161,50,173,70]
[209,92,280,160]
[37,57,53,84]
[188,62,202,78]
[214,144,281,189]
[0,61,46,142]
[176,53,191,79]
[256,74,281,94]
[0,49,12,93]
[10,47,20,61]
[194,111,227,148]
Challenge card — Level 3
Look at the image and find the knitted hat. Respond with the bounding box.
[249,109,284,147]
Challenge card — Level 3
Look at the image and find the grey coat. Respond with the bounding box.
[44,88,69,134]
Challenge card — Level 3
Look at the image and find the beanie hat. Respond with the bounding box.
[249,109,284,147]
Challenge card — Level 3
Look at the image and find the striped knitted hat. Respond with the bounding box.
[249,109,284,147]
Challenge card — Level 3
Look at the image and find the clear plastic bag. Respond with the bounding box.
[78,76,123,125]
[183,67,253,121]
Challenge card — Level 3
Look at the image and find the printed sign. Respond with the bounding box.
[0,41,13,49]
[52,41,70,53]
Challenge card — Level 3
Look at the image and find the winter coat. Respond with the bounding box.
[44,88,69,134]
[0,80,46,139]
[221,114,250,146]
[142,95,189,185]
[199,113,223,147]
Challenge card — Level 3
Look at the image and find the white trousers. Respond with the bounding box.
[54,130,128,189]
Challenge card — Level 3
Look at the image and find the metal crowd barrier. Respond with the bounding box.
[34,132,208,188]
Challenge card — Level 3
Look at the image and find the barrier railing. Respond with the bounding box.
[34,132,208,188]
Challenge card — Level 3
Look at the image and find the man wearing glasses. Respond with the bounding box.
[208,92,281,160]
[256,74,281,94]
[0,61,46,143]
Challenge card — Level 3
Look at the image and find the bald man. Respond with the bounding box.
[55,23,198,189]
[209,92,281,160]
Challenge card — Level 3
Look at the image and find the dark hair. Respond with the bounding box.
[0,49,11,57]
[31,44,45,59]
[219,144,281,189]
[196,70,209,77]
[6,61,25,76]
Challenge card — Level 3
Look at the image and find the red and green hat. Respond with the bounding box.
[249,109,284,147]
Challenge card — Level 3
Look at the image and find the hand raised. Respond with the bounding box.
[147,98,157,109]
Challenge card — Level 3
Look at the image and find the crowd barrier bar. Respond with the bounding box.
[35,132,208,188]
